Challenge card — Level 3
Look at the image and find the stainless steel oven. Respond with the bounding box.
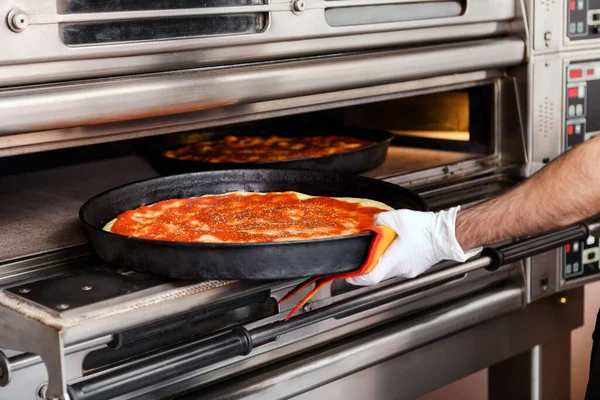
[0,1,597,400]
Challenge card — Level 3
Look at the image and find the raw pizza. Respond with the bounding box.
[104,191,392,243]
[161,135,372,163]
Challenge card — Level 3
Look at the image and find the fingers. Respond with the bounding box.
[374,210,397,227]
[346,240,403,286]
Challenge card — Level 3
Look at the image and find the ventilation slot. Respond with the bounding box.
[537,96,555,140]
[58,0,268,45]
[59,0,266,13]
[539,0,556,13]
[325,1,465,27]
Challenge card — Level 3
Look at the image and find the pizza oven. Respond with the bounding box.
[0,1,598,399]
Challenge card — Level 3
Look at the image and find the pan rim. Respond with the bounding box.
[79,168,427,248]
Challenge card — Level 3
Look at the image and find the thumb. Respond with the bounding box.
[345,257,390,286]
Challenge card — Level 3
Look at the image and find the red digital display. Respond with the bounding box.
[568,87,579,98]
[568,125,574,135]
[566,243,572,253]
[588,69,595,76]
[570,69,583,79]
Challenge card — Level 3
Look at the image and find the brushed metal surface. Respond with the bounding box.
[0,0,515,86]
[0,70,502,156]
[0,38,525,135]
[0,156,158,263]
[176,284,524,400]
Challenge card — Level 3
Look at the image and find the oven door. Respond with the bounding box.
[0,0,520,86]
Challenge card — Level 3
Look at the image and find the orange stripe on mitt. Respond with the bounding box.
[279,226,397,321]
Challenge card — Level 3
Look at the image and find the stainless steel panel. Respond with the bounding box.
[0,155,158,263]
[216,289,579,400]
[0,22,510,88]
[531,0,562,53]
[0,38,525,135]
[0,260,520,399]
[527,249,560,301]
[0,0,516,85]
[530,53,562,163]
[324,1,463,26]
[0,69,504,156]
[176,284,524,400]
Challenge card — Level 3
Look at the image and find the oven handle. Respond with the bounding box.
[483,221,597,271]
[67,328,253,400]
[66,221,599,400]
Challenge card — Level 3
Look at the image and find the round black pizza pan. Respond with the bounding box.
[79,169,428,280]
[145,129,393,175]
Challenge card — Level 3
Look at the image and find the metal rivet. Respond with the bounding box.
[36,383,47,400]
[18,288,31,294]
[7,9,29,33]
[81,285,93,291]
[56,304,69,310]
[0,351,10,387]
[293,0,306,12]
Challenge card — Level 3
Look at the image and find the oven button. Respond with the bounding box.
[578,22,585,33]
[569,87,579,98]
[570,0,576,10]
[570,23,577,34]
[566,263,573,274]
[576,104,584,115]
[568,125,574,135]
[569,105,576,116]
[579,86,586,98]
[574,242,580,252]
[570,69,583,79]
[575,124,582,134]
[578,0,585,10]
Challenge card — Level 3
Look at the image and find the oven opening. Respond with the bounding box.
[139,82,494,180]
[0,82,496,278]
[344,85,494,178]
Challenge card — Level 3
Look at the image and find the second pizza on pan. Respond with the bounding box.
[161,135,372,163]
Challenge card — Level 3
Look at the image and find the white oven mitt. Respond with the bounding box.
[346,206,482,286]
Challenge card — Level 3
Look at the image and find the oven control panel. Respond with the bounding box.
[565,61,600,150]
[567,0,600,40]
[563,61,600,281]
[564,236,600,281]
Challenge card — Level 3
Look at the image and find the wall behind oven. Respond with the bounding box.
[417,282,600,400]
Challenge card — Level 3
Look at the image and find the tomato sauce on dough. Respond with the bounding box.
[109,192,388,243]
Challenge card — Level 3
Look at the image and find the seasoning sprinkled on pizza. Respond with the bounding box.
[104,191,391,243]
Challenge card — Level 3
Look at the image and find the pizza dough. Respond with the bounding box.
[104,191,392,243]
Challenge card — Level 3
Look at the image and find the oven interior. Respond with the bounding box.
[0,83,495,177]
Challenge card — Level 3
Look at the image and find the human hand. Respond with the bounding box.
[346,206,482,286]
